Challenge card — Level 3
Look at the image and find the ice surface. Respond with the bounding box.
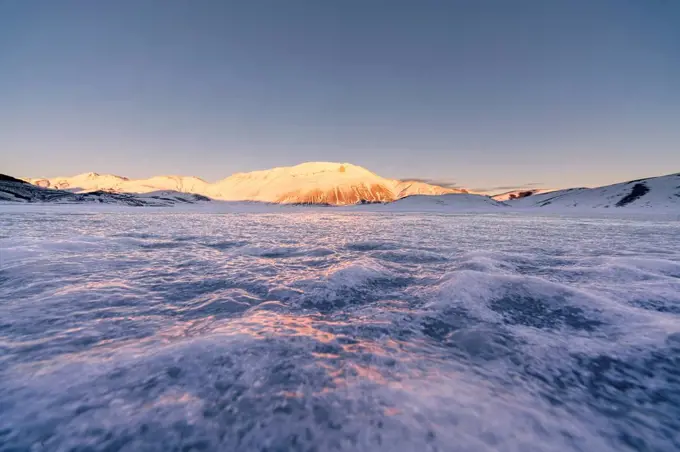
[1,210,680,451]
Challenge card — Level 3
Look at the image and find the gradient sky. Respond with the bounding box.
[1,0,679,191]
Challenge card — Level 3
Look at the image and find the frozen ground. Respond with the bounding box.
[1,210,680,451]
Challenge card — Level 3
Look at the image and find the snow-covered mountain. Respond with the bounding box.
[205,162,465,204]
[491,188,556,201]
[27,172,211,195]
[506,173,680,211]
[1,175,211,206]
[25,162,465,205]
[19,166,680,211]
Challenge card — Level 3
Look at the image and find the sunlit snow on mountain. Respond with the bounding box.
[18,164,680,211]
[24,162,465,205]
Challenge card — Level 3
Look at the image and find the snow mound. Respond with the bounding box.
[323,259,394,289]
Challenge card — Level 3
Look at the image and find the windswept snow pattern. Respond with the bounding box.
[1,212,680,451]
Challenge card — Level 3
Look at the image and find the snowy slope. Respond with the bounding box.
[507,173,680,211]
[491,188,556,201]
[392,180,466,198]
[1,175,210,206]
[349,193,507,212]
[26,162,463,205]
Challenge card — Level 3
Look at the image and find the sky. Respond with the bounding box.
[1,0,679,191]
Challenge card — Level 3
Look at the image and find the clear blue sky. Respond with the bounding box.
[1,0,678,191]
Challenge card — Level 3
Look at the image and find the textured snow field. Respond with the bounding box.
[1,211,680,451]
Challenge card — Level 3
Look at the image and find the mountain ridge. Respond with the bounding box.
[25,162,466,206]
[16,165,680,211]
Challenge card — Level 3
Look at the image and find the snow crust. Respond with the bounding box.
[1,212,679,451]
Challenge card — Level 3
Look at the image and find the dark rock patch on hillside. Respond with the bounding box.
[508,190,536,200]
[616,183,650,207]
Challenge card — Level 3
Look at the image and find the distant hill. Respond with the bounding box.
[1,174,210,206]
[491,188,556,201]
[26,172,211,195]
